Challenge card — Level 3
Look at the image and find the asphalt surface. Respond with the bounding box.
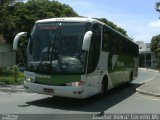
[0,68,160,120]
[133,68,160,97]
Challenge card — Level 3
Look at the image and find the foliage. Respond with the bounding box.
[151,1,160,68]
[0,66,24,84]
[156,1,160,12]
[0,72,24,84]
[0,0,12,8]
[156,1,160,19]
[0,67,13,76]
[151,34,160,68]
[0,0,12,36]
[0,0,78,43]
[0,66,18,76]
[0,0,129,43]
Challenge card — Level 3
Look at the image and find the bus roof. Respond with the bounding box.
[36,17,105,25]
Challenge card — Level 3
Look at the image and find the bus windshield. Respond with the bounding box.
[27,22,91,74]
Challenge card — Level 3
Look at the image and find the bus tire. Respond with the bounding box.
[130,72,133,81]
[98,76,108,98]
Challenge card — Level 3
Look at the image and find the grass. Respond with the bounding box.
[0,72,24,84]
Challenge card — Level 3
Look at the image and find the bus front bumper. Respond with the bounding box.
[24,82,88,98]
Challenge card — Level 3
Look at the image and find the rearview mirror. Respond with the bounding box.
[13,32,27,50]
[82,31,93,51]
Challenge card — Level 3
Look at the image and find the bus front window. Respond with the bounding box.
[27,22,90,74]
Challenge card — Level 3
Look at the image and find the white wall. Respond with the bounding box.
[0,52,16,67]
[0,43,16,67]
[135,41,151,52]
[135,41,157,68]
[0,43,11,52]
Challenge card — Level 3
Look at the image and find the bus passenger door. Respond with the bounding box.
[85,24,102,96]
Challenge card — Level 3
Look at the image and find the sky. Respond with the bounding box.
[55,0,160,43]
[17,0,160,43]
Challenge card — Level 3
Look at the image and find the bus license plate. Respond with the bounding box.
[43,88,54,93]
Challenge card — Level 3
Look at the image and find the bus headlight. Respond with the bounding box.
[25,77,35,83]
[66,81,85,86]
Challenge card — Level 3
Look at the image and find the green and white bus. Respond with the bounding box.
[13,17,139,98]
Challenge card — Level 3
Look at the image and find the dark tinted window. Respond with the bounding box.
[146,53,151,60]
[103,27,110,51]
[102,25,139,57]
[87,24,101,73]
[111,35,119,54]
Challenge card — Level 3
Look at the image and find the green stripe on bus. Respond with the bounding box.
[36,75,81,85]
[109,55,135,87]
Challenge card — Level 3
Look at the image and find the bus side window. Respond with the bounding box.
[119,38,124,55]
[87,24,101,73]
[111,34,119,54]
[103,27,110,51]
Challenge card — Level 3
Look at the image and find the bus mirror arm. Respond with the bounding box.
[82,31,93,51]
[13,32,27,50]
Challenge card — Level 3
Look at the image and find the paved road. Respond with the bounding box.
[0,69,160,120]
[132,68,160,84]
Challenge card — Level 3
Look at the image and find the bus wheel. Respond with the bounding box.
[130,72,133,81]
[98,77,108,98]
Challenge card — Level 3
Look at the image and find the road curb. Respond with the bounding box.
[138,68,160,73]
[136,88,160,97]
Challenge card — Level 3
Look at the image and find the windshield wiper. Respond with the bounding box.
[50,44,65,71]
[38,44,51,69]
[50,23,64,71]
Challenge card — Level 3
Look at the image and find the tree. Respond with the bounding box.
[1,0,130,44]
[1,0,129,43]
[156,1,160,19]
[0,0,12,35]
[151,34,160,68]
[0,0,12,8]
[0,0,78,43]
[156,1,160,13]
[152,1,160,68]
